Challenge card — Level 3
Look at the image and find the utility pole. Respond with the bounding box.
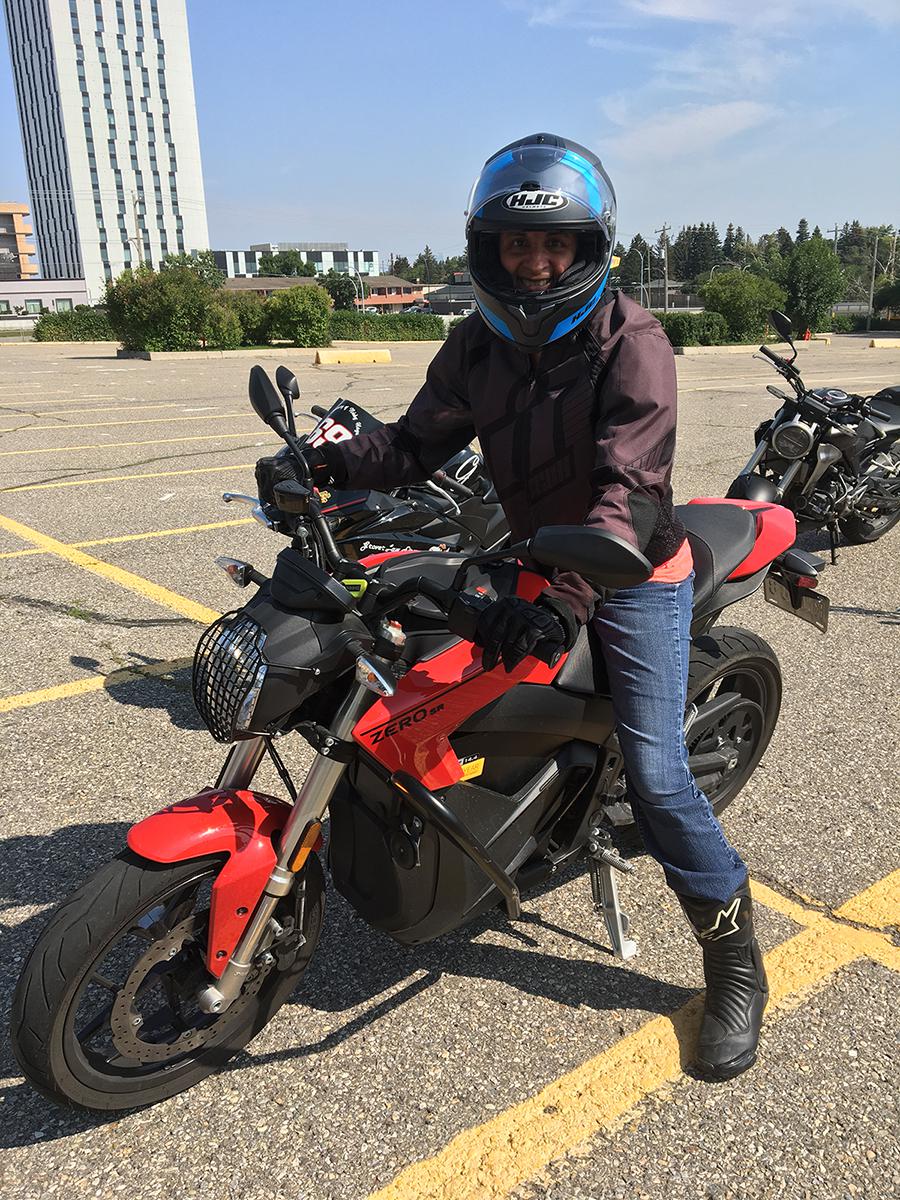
[130,190,144,267]
[826,223,839,254]
[655,223,671,311]
[866,233,881,333]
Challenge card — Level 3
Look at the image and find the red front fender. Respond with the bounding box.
[127,788,290,977]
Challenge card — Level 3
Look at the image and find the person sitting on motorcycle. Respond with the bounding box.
[256,133,768,1081]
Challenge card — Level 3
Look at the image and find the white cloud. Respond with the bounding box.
[607,99,775,162]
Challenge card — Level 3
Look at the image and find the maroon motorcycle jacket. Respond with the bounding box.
[321,290,686,625]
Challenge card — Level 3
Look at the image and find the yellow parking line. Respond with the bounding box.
[0,657,193,714]
[12,402,227,417]
[0,412,257,432]
[836,871,900,931]
[368,875,899,1200]
[0,512,220,625]
[0,517,255,560]
[0,431,268,457]
[1,462,257,493]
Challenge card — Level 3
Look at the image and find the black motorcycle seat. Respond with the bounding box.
[675,502,758,609]
[555,503,758,696]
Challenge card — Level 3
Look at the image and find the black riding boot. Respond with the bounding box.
[678,879,769,1080]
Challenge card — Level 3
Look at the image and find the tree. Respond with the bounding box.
[796,218,810,244]
[411,245,441,284]
[105,264,218,351]
[319,268,360,311]
[722,223,737,261]
[265,284,332,347]
[812,225,823,239]
[874,279,900,316]
[699,270,786,342]
[775,227,794,257]
[783,239,844,332]
[619,234,653,295]
[218,289,271,345]
[391,255,412,279]
[160,250,225,288]
[257,250,317,277]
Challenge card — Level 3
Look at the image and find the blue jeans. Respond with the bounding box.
[592,571,748,902]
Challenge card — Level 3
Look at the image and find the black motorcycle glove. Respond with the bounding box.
[255,445,331,507]
[475,595,577,674]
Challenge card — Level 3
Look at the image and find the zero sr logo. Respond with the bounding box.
[367,702,445,745]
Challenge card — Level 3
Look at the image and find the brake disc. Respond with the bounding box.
[109,914,270,1064]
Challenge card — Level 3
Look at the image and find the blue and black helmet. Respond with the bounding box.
[465,133,617,350]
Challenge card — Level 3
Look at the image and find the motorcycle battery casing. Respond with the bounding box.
[329,690,613,944]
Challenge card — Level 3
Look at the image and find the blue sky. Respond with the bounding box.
[2,0,898,262]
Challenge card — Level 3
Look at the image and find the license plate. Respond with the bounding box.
[764,575,830,633]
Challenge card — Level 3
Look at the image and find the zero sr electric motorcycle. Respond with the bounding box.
[11,366,829,1112]
[728,310,900,560]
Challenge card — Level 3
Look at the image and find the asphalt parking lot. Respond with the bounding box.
[0,333,898,1200]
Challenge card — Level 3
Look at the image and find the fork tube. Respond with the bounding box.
[198,682,375,1013]
[215,737,266,790]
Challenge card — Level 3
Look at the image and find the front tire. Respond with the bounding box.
[11,849,324,1111]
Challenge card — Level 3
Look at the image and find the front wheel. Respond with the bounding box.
[11,849,324,1111]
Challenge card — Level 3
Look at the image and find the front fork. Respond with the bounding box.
[198,681,374,1014]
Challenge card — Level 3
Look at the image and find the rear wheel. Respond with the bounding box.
[602,627,781,841]
[841,450,900,543]
[11,850,324,1111]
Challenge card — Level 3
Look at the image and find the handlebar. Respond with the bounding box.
[365,574,563,667]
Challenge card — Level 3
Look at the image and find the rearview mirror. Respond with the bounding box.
[276,364,300,402]
[249,365,288,433]
[770,310,794,344]
[529,527,652,589]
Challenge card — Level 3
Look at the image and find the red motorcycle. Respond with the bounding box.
[11,367,829,1111]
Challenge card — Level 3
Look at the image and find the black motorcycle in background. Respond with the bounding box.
[728,311,900,560]
[227,365,509,560]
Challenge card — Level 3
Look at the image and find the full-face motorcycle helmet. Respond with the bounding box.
[465,133,616,350]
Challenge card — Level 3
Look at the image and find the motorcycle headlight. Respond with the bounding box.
[770,418,815,460]
[192,613,268,742]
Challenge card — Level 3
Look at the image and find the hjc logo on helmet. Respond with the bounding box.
[503,191,569,211]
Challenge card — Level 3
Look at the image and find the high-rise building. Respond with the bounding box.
[3,0,209,301]
[0,202,38,279]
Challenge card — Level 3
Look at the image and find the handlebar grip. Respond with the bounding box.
[432,468,476,500]
[310,404,329,418]
[759,344,783,364]
[445,593,564,668]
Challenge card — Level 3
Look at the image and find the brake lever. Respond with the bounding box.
[222,492,276,529]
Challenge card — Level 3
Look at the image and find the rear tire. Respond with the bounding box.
[840,507,900,544]
[11,849,324,1112]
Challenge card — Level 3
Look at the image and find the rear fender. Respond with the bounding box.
[127,788,290,977]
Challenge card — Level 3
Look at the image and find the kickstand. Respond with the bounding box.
[828,522,840,565]
[587,825,637,960]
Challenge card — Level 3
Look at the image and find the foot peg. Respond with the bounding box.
[588,825,637,960]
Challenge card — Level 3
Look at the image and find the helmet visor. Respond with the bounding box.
[466,141,615,228]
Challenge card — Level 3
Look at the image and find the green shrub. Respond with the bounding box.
[266,285,332,347]
[329,311,446,341]
[202,301,242,349]
[448,315,470,332]
[218,290,271,345]
[852,316,900,332]
[105,265,216,350]
[654,311,728,346]
[32,305,114,342]
[822,313,854,333]
[699,271,786,342]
